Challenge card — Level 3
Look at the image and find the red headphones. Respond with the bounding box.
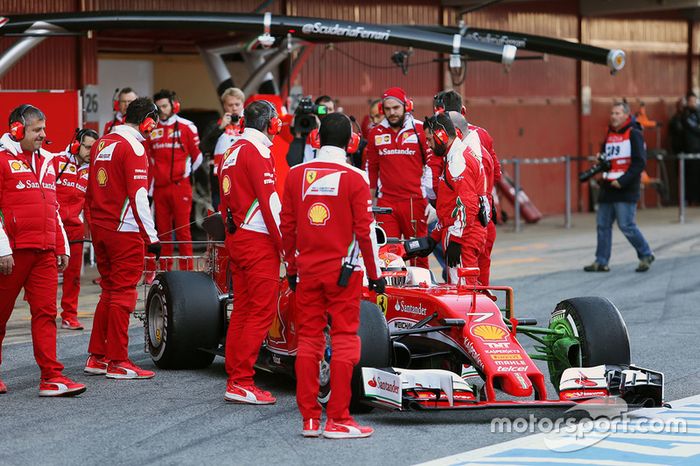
[139,104,159,134]
[381,92,414,115]
[112,88,120,112]
[261,100,281,135]
[309,129,360,153]
[425,117,450,151]
[69,128,99,155]
[171,98,181,115]
[9,104,34,141]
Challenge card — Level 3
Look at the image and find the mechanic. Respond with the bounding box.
[419,113,487,285]
[219,100,283,405]
[56,128,98,330]
[150,89,203,270]
[103,87,138,135]
[0,104,86,396]
[435,90,501,285]
[365,87,438,268]
[85,97,161,379]
[199,87,245,210]
[361,99,383,140]
[584,101,655,273]
[280,112,385,439]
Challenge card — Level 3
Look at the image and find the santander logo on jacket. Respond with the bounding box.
[365,115,436,201]
[0,133,69,257]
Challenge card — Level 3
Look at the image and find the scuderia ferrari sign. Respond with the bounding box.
[301,22,390,41]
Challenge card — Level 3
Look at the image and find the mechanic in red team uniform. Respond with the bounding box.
[85,98,161,380]
[55,128,98,330]
[0,104,86,396]
[103,87,138,135]
[434,90,501,285]
[365,87,438,269]
[219,100,283,405]
[419,113,487,285]
[281,113,386,439]
[150,89,203,270]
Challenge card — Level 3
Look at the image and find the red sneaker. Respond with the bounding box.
[106,360,155,379]
[302,418,321,437]
[323,418,374,439]
[61,317,84,330]
[39,376,87,397]
[0,378,6,394]
[224,381,276,405]
[84,354,108,375]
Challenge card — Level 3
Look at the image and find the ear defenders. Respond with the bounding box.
[171,96,181,114]
[425,117,450,152]
[262,100,281,135]
[9,104,34,141]
[69,128,99,155]
[381,93,414,115]
[112,88,120,112]
[433,93,445,114]
[308,116,360,153]
[139,104,159,134]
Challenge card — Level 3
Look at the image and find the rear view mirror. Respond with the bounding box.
[375,225,387,247]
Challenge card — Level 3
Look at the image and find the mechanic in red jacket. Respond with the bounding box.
[435,90,501,285]
[0,104,86,396]
[85,98,161,380]
[365,87,438,269]
[281,113,386,439]
[56,128,98,330]
[103,87,138,135]
[150,89,203,270]
[219,100,283,405]
[419,113,487,285]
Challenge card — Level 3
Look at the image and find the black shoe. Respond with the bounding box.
[583,262,610,272]
[635,254,655,272]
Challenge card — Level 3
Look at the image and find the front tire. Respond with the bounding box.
[145,271,222,369]
[548,296,631,389]
[317,300,392,413]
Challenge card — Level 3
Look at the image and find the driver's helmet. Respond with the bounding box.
[379,251,408,286]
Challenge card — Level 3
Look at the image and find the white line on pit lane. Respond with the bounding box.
[415,394,700,466]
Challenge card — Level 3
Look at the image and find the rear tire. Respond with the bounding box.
[145,271,222,369]
[548,296,631,389]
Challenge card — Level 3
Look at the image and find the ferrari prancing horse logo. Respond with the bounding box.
[306,170,317,184]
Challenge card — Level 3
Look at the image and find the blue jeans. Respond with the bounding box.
[595,202,653,266]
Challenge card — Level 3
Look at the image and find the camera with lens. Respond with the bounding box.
[293,97,328,135]
[579,154,612,182]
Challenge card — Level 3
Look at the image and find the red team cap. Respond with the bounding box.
[382,87,408,106]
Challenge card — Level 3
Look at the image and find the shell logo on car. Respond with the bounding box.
[471,324,508,342]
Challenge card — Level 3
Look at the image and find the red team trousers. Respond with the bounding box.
[376,196,428,268]
[478,221,497,286]
[60,225,85,320]
[154,180,193,270]
[224,229,279,386]
[88,225,144,361]
[0,249,64,378]
[295,272,362,421]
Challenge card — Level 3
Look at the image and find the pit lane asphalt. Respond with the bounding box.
[1,249,698,466]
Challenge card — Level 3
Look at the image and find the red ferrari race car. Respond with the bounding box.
[142,212,664,412]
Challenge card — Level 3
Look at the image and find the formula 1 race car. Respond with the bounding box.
[142,212,664,412]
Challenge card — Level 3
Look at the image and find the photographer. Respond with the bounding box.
[583,101,654,273]
[286,96,330,167]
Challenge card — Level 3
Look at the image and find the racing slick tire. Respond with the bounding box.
[317,300,392,413]
[145,271,222,369]
[548,296,631,389]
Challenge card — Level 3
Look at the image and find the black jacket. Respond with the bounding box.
[598,119,646,204]
[682,107,700,153]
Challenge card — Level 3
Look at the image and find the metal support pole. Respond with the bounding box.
[679,154,686,224]
[513,159,521,232]
[564,156,572,229]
